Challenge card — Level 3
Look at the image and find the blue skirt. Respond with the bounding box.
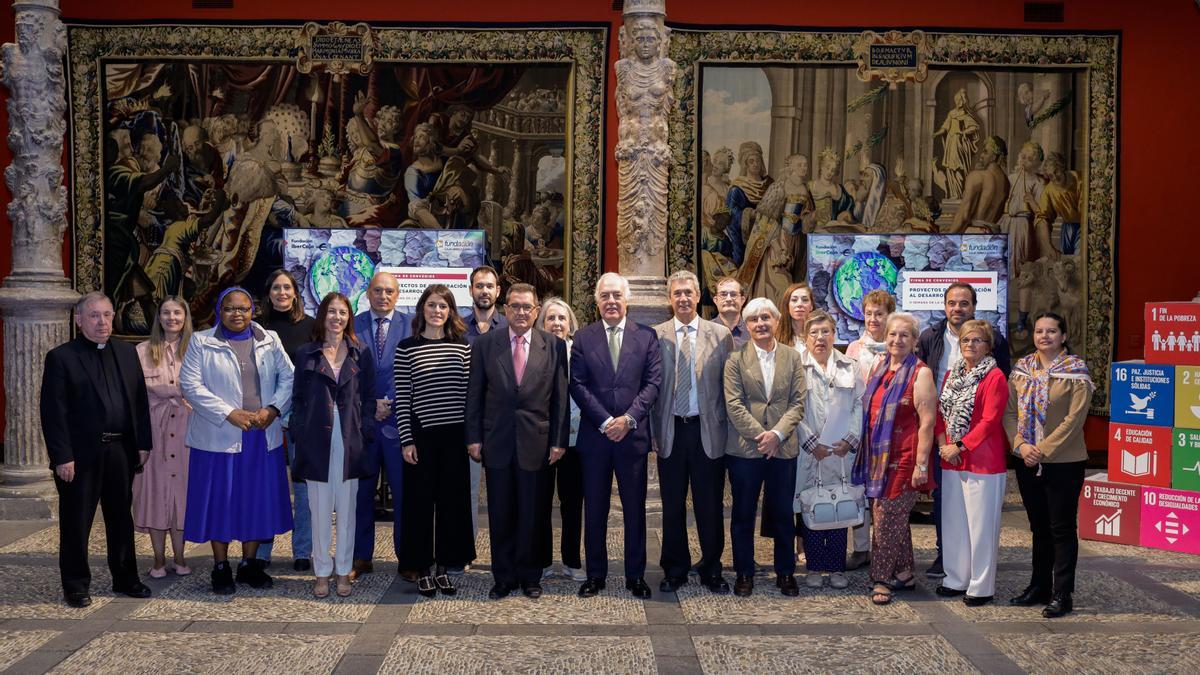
[184,429,294,543]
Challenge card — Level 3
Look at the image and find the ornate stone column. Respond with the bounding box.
[614,0,675,325]
[0,0,76,516]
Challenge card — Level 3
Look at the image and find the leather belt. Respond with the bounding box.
[674,415,700,424]
[100,432,125,443]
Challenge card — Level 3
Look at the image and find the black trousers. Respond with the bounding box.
[487,460,548,586]
[1016,460,1086,594]
[540,446,583,570]
[55,440,139,595]
[398,421,476,572]
[658,418,726,579]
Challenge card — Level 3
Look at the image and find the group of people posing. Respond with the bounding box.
[42,265,1093,619]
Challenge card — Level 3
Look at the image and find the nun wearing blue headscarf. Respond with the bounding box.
[181,286,295,595]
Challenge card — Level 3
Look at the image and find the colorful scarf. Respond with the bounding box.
[215,286,255,341]
[1014,351,1094,445]
[854,351,918,498]
[938,355,996,442]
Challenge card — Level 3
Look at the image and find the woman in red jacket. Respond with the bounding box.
[934,319,1009,606]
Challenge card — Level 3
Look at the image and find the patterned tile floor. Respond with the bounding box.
[0,470,1197,673]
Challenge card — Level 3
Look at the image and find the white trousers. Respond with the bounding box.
[851,508,873,552]
[941,469,1005,597]
[307,410,359,578]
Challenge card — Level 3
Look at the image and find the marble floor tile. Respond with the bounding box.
[988,631,1200,675]
[404,571,648,625]
[693,634,978,674]
[378,635,656,674]
[127,569,392,623]
[48,631,351,674]
[932,569,1193,623]
[0,629,60,670]
[0,563,122,619]
[677,570,922,625]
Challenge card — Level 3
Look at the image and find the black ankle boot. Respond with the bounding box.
[212,561,235,595]
[1042,592,1073,618]
[1009,584,1051,606]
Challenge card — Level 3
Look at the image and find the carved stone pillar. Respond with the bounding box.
[484,138,499,202]
[614,0,675,326]
[505,142,523,218]
[0,0,76,516]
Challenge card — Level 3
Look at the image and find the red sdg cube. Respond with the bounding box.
[1078,473,1142,546]
[1145,302,1200,366]
[1108,423,1172,487]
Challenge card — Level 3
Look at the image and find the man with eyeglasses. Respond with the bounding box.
[466,283,569,599]
[650,271,735,595]
[713,276,750,349]
[916,282,1011,579]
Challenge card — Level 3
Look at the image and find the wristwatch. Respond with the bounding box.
[917,465,928,473]
[955,440,965,450]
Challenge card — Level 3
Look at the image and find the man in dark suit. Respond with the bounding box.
[350,271,412,580]
[40,292,153,607]
[651,271,734,595]
[466,283,569,599]
[570,272,662,599]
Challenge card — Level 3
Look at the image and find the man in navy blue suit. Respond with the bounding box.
[350,271,412,580]
[569,272,662,599]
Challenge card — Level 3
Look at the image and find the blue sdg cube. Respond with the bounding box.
[1110,361,1175,427]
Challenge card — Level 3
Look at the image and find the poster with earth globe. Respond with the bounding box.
[807,234,1008,344]
[283,229,487,316]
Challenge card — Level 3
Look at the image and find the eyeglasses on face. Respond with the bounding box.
[222,306,252,315]
[960,337,989,346]
[507,303,537,314]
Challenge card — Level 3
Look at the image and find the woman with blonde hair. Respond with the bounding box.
[134,296,195,577]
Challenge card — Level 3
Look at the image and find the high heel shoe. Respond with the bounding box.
[313,576,331,598]
[336,575,352,597]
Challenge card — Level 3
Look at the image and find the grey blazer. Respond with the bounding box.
[650,318,734,459]
[722,340,806,460]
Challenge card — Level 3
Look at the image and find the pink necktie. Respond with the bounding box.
[513,335,527,386]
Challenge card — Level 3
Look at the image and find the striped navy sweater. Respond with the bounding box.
[392,335,471,446]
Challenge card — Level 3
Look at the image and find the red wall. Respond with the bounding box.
[3,0,1199,451]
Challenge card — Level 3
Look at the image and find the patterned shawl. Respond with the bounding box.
[854,351,919,498]
[1013,351,1094,444]
[938,355,996,442]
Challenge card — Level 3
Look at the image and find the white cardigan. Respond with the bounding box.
[795,348,864,492]
[181,323,294,453]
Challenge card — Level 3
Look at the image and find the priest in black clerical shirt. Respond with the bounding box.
[40,291,153,607]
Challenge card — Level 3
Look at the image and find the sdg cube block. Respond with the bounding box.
[1139,485,1200,555]
[1110,361,1174,427]
[1108,423,1172,487]
[1078,473,1142,546]
[1173,429,1200,492]
[1175,366,1200,430]
[1145,302,1200,366]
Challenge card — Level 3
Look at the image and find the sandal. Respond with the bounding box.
[336,575,352,597]
[417,575,437,597]
[314,576,330,598]
[887,573,916,591]
[871,583,894,606]
[433,572,457,596]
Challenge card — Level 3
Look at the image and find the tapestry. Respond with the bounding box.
[669,28,1118,413]
[64,21,608,332]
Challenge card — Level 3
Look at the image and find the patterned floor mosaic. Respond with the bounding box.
[1143,567,1200,604]
[0,564,121,619]
[378,636,656,674]
[48,631,351,674]
[0,630,59,670]
[988,632,1200,675]
[404,571,648,625]
[693,635,979,674]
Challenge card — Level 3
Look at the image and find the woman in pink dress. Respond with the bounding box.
[133,296,194,577]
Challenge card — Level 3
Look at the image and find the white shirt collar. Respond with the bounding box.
[753,339,777,359]
[370,309,392,322]
[673,315,700,333]
[604,317,628,332]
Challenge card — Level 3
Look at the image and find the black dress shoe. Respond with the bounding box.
[733,574,754,597]
[626,577,652,599]
[236,559,273,589]
[578,577,606,598]
[659,576,687,593]
[113,581,152,599]
[488,582,514,600]
[776,574,799,597]
[293,558,312,572]
[64,591,92,608]
[701,576,731,594]
[212,562,235,595]
[1009,584,1051,606]
[963,594,993,607]
[1043,593,1073,618]
[935,585,966,597]
[522,584,543,599]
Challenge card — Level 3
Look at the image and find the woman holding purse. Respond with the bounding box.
[794,311,863,590]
